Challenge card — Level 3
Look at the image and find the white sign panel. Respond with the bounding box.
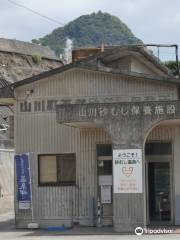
[19,201,31,210]
[99,175,112,186]
[101,185,111,203]
[113,149,142,193]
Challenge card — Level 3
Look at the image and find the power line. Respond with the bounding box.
[7,0,64,26]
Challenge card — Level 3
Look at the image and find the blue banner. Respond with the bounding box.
[15,154,31,207]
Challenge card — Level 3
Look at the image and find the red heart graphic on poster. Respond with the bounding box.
[122,166,133,177]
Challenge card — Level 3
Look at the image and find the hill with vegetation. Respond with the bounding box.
[32,11,142,56]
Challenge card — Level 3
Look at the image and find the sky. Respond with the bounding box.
[0,0,180,61]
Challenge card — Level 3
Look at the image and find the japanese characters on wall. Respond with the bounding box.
[78,103,176,118]
[56,101,178,124]
[20,97,177,118]
[113,149,142,193]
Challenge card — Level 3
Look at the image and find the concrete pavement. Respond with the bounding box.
[0,212,180,239]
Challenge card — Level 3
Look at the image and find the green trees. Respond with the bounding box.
[32,11,142,56]
[164,61,180,76]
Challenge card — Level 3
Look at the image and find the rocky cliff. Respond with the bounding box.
[0,38,62,83]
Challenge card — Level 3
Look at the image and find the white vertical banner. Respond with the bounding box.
[113,149,143,193]
[101,185,111,204]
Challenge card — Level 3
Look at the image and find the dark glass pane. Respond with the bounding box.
[34,101,38,112]
[42,101,45,112]
[97,144,112,156]
[20,102,23,112]
[47,100,58,111]
[98,160,112,175]
[148,162,171,222]
[145,142,172,155]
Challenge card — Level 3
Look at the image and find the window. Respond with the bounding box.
[145,142,172,155]
[20,101,31,112]
[97,144,112,176]
[38,154,76,186]
[34,100,45,112]
[47,100,58,111]
[8,115,14,139]
[97,144,112,156]
[98,160,112,175]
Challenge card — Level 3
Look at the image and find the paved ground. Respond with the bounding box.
[1,212,180,239]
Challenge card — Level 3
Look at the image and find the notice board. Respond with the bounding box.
[113,149,142,193]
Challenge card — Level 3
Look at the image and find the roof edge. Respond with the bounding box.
[13,63,74,88]
[12,62,180,89]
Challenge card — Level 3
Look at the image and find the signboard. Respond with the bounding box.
[101,185,111,204]
[57,101,178,124]
[99,175,112,186]
[15,154,31,209]
[113,149,142,193]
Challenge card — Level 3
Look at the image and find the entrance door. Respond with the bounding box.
[97,144,113,226]
[146,142,173,225]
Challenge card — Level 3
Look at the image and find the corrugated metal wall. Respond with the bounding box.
[15,125,111,226]
[14,68,178,227]
[15,69,177,101]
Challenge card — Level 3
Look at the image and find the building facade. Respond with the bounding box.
[3,46,180,232]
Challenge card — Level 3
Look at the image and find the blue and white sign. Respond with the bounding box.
[15,154,31,209]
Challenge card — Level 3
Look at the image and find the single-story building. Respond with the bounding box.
[1,46,180,232]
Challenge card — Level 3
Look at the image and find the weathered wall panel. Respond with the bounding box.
[15,69,177,101]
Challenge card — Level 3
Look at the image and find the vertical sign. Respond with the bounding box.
[113,149,142,193]
[101,185,111,204]
[15,154,31,209]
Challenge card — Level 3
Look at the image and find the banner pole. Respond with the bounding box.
[28,153,34,223]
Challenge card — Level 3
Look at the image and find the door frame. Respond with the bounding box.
[145,145,174,225]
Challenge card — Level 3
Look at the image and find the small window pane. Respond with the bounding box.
[57,154,76,183]
[42,101,45,112]
[47,100,58,111]
[97,144,112,156]
[34,101,38,112]
[8,115,14,139]
[20,103,23,112]
[39,155,57,183]
[98,160,112,175]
